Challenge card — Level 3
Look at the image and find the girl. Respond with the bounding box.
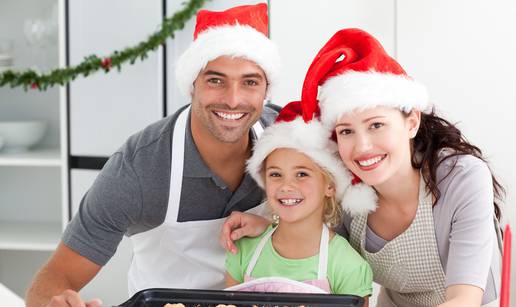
[224,101,373,302]
[222,29,503,307]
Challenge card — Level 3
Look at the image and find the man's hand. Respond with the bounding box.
[220,211,270,254]
[26,243,102,307]
[46,289,101,307]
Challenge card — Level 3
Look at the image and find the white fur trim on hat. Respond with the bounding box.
[341,182,378,217]
[247,118,350,203]
[175,24,281,100]
[319,70,429,129]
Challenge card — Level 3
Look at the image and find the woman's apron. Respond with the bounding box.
[127,105,266,295]
[349,176,446,306]
[349,175,501,306]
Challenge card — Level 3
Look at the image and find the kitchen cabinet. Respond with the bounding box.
[68,0,164,157]
[0,0,67,251]
[0,0,67,297]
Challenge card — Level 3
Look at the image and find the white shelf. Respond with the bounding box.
[0,221,62,251]
[0,148,62,167]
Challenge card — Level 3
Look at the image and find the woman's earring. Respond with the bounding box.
[272,213,280,225]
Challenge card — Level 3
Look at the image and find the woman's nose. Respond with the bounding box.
[355,132,373,152]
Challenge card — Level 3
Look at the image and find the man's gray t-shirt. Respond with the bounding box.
[62,104,279,266]
[341,152,501,304]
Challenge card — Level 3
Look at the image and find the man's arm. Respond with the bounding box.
[26,242,102,307]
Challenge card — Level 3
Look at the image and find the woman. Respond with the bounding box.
[221,28,504,306]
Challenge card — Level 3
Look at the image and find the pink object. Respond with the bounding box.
[225,276,329,293]
[500,224,511,307]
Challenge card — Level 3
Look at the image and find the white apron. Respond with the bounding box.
[127,105,266,295]
[225,224,331,293]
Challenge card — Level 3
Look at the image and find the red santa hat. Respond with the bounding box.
[247,101,377,217]
[300,28,429,129]
[175,3,280,100]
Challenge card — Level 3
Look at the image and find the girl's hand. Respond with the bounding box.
[220,211,270,254]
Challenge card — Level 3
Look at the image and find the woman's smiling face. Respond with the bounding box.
[334,106,420,187]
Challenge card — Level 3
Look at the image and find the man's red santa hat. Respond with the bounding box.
[175,3,280,100]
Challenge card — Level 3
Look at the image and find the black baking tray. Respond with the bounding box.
[114,288,364,307]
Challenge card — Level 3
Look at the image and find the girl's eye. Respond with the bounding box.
[296,172,308,178]
[267,171,281,178]
[370,122,384,129]
[338,128,353,135]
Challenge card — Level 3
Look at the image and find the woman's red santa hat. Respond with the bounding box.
[175,3,280,100]
[300,28,430,129]
[297,28,431,216]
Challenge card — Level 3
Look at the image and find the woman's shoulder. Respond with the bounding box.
[436,149,491,182]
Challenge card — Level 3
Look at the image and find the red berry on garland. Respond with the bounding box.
[101,58,112,70]
[31,82,39,90]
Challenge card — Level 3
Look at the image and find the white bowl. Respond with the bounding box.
[0,120,47,153]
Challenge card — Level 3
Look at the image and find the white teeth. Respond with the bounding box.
[214,111,245,120]
[358,156,383,167]
[279,199,302,206]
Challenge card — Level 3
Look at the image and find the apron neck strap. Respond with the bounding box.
[245,224,330,279]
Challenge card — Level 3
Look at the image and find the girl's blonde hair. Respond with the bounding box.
[321,169,343,229]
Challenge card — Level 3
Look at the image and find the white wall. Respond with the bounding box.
[396,0,516,296]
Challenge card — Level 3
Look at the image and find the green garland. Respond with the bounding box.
[0,0,207,91]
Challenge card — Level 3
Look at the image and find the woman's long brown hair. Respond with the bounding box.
[410,109,504,220]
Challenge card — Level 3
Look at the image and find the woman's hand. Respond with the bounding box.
[438,284,483,307]
[220,211,270,254]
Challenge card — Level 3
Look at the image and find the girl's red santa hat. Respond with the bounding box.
[175,3,280,100]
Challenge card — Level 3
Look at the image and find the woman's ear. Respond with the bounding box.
[406,109,421,138]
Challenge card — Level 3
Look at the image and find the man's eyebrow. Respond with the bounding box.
[242,73,264,80]
[202,70,226,77]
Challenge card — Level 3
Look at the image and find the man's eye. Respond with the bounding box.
[207,78,223,85]
[244,79,259,86]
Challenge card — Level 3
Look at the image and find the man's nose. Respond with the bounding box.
[225,83,243,109]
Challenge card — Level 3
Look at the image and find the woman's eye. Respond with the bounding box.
[370,122,384,129]
[338,129,352,135]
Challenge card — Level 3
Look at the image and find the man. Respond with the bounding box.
[25,4,281,307]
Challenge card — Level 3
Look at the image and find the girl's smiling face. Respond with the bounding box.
[264,148,335,225]
[334,106,420,187]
